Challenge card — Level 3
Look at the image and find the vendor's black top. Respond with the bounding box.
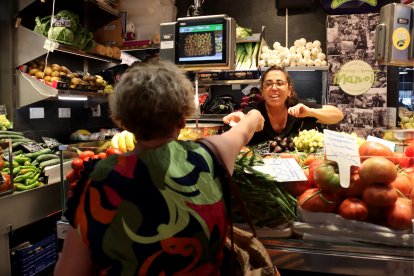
[244,99,322,146]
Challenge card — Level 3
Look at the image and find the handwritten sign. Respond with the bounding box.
[21,141,45,153]
[43,137,61,149]
[323,129,360,188]
[366,135,395,152]
[252,158,307,182]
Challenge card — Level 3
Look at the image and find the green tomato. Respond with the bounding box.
[313,160,344,194]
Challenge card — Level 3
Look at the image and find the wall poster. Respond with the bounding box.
[326,13,387,138]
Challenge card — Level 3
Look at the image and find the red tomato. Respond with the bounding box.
[106,148,123,156]
[65,169,80,183]
[298,188,339,213]
[362,184,398,207]
[282,168,311,196]
[303,154,318,167]
[0,174,11,192]
[366,205,391,225]
[97,152,107,159]
[359,157,397,185]
[386,197,413,230]
[359,141,394,162]
[71,158,84,172]
[391,174,413,198]
[0,157,4,171]
[308,159,324,187]
[344,171,367,198]
[405,144,414,158]
[393,152,410,168]
[338,198,368,221]
[79,150,95,160]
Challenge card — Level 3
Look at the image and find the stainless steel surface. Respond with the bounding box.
[263,238,414,276]
[0,183,62,275]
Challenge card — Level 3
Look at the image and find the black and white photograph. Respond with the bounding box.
[352,108,373,128]
[328,86,355,106]
[373,108,387,128]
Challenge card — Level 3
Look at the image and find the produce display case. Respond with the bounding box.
[231,139,414,275]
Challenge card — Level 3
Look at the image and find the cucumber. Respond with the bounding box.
[35,154,59,163]
[0,130,24,136]
[39,158,61,170]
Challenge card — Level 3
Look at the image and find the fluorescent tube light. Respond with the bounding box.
[399,71,408,75]
[58,95,88,101]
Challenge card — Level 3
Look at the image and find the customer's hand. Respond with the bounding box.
[246,109,265,132]
[223,111,246,126]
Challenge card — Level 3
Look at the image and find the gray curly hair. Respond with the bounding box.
[109,60,196,141]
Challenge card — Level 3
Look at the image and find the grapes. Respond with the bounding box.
[293,129,324,153]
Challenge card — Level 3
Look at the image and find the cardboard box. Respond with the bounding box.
[94,19,124,47]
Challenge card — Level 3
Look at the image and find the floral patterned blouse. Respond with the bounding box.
[65,140,230,275]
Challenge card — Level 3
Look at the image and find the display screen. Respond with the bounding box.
[176,18,227,65]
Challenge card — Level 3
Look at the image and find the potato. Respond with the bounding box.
[35,71,45,79]
[44,67,53,76]
[29,68,39,75]
[50,76,60,82]
[60,66,70,74]
[51,64,61,71]
[71,78,81,85]
[51,71,60,77]
[43,75,52,82]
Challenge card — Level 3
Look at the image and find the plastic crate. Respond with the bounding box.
[11,234,58,276]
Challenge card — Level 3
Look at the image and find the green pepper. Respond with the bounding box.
[25,172,40,185]
[13,171,34,183]
[14,156,31,165]
[18,168,38,175]
[14,182,40,191]
[12,166,21,175]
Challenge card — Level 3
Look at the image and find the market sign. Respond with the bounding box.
[331,0,377,9]
[333,60,374,95]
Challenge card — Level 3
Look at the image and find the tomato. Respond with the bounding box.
[358,141,394,162]
[65,169,80,183]
[0,156,4,171]
[313,160,345,194]
[405,144,414,158]
[71,158,84,172]
[393,152,410,168]
[308,159,324,187]
[359,157,397,185]
[391,174,413,198]
[282,168,311,196]
[303,154,318,167]
[0,174,11,192]
[106,147,123,156]
[338,198,368,221]
[386,197,413,230]
[344,171,367,198]
[366,205,390,225]
[362,184,398,207]
[79,150,95,160]
[298,188,339,213]
[97,152,107,159]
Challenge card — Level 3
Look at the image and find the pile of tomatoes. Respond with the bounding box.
[292,141,414,231]
[65,147,123,197]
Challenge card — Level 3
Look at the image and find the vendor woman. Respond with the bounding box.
[223,66,344,145]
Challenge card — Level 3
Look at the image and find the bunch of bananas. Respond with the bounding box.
[110,130,135,152]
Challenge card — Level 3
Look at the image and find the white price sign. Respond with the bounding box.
[252,158,307,182]
[323,129,360,188]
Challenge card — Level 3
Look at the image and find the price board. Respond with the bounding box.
[21,140,45,153]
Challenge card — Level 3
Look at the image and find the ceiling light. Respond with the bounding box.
[399,71,408,75]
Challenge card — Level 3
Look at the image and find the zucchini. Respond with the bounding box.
[39,158,61,170]
[25,148,52,160]
[0,134,25,140]
[0,130,24,136]
[35,154,59,163]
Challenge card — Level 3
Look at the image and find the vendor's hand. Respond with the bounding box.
[247,110,265,132]
[288,103,311,118]
[222,111,245,125]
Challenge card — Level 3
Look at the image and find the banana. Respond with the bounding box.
[118,131,127,152]
[111,132,120,149]
[123,130,135,151]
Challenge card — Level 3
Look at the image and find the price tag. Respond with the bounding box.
[2,151,10,161]
[43,39,58,52]
[42,137,61,148]
[323,129,360,188]
[21,141,45,153]
[366,135,395,152]
[252,158,307,182]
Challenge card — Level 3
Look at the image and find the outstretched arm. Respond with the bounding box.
[207,109,264,174]
[288,103,344,124]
